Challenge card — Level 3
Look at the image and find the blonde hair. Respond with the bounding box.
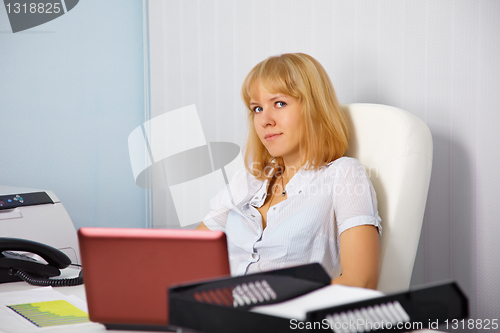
[241,53,349,180]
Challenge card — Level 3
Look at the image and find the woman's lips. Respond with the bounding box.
[265,133,282,141]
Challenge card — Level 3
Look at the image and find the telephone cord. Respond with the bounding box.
[13,269,83,287]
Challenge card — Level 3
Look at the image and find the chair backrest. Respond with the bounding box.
[341,103,433,293]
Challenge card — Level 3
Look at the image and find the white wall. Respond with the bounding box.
[0,0,147,229]
[148,0,500,328]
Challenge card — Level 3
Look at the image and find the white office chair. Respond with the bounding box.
[341,103,433,293]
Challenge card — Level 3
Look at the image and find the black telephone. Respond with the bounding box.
[0,238,83,287]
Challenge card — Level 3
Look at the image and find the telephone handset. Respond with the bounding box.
[0,238,83,286]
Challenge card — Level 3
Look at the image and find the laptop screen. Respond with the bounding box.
[78,228,230,329]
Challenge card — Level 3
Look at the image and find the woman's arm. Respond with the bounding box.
[195,222,209,230]
[331,225,379,289]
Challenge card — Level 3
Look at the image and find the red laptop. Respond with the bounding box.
[78,228,230,331]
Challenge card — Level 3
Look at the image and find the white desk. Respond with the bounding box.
[0,276,172,333]
[0,278,443,333]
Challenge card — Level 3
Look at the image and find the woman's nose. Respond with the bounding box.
[258,107,276,127]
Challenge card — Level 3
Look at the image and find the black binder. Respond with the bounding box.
[168,263,468,333]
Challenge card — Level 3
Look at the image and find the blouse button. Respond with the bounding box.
[251,214,255,217]
[299,190,302,194]
[273,207,276,210]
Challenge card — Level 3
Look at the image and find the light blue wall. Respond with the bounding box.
[0,1,146,229]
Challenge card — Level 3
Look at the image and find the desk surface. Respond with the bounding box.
[0,278,172,333]
[0,278,443,333]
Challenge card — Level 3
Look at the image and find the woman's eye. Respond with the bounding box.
[253,106,263,113]
[276,101,286,108]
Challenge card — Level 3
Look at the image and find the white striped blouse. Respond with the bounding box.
[203,157,382,278]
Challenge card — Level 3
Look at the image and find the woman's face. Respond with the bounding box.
[250,85,303,167]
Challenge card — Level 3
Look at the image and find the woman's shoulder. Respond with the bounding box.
[223,166,266,203]
[326,156,364,170]
[322,157,370,182]
[228,166,265,188]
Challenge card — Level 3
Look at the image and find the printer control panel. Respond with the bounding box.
[0,192,54,210]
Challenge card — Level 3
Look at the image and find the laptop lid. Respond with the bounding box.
[78,227,230,329]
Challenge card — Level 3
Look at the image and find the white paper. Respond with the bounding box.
[0,287,101,333]
[250,284,383,321]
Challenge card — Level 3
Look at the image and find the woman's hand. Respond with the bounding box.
[331,225,379,289]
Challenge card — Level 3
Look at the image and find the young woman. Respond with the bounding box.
[197,53,381,289]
